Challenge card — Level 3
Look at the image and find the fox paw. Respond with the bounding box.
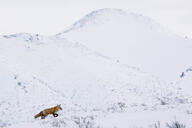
[53,113,58,117]
[41,116,45,119]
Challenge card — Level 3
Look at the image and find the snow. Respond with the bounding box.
[96,104,192,128]
[0,8,192,128]
[57,8,192,81]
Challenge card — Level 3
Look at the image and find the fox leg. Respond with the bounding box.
[41,116,45,119]
[41,115,46,119]
[53,113,58,117]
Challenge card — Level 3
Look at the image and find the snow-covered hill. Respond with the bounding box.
[1,9,192,128]
[57,8,192,81]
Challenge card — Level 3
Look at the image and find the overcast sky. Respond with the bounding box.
[0,0,191,37]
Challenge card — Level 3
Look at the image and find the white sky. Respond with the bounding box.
[0,0,191,37]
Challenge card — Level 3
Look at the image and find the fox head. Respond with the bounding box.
[56,104,62,110]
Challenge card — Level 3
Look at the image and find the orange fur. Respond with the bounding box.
[34,104,62,119]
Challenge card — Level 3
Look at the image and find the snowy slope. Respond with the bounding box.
[57,8,192,81]
[1,9,192,128]
[0,33,191,128]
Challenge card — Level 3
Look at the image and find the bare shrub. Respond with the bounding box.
[166,121,186,128]
[150,120,186,128]
[72,116,98,128]
[152,121,161,128]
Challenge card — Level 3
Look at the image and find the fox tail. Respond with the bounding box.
[34,112,42,118]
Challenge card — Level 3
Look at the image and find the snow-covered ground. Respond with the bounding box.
[0,8,192,128]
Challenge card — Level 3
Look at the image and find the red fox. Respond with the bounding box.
[34,104,62,119]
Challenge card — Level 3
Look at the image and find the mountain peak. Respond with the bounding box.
[57,8,164,35]
[84,8,127,16]
[56,8,192,81]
